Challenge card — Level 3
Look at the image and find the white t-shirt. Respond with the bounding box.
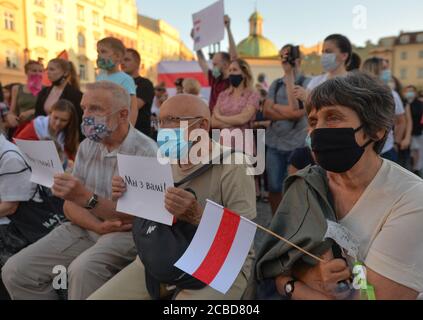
[0,134,38,203]
[382,91,405,154]
[306,73,329,91]
[340,160,423,294]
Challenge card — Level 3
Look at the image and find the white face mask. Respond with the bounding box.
[321,53,339,72]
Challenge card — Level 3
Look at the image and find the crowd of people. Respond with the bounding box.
[0,14,422,301]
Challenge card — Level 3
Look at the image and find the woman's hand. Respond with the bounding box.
[275,275,293,296]
[281,49,294,75]
[6,113,19,128]
[293,250,351,299]
[213,105,223,119]
[112,176,127,201]
[293,85,308,102]
[18,109,35,122]
[399,138,411,150]
[213,106,226,123]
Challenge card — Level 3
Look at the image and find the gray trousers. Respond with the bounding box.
[88,256,248,300]
[1,222,136,300]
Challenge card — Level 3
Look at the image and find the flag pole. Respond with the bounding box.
[206,200,325,263]
[247,219,325,263]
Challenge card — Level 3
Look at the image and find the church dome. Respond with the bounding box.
[237,11,279,59]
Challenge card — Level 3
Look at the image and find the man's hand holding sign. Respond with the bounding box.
[113,176,203,226]
[164,187,203,225]
[113,154,204,226]
[52,173,134,226]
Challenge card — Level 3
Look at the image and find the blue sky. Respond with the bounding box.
[136,0,423,52]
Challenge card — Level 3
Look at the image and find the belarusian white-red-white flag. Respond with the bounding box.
[175,200,256,294]
[157,61,211,100]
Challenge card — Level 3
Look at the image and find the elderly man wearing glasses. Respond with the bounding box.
[88,94,257,300]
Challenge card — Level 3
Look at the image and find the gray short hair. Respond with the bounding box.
[86,81,131,112]
[306,71,395,154]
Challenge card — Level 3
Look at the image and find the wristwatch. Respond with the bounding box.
[284,279,297,299]
[84,193,99,210]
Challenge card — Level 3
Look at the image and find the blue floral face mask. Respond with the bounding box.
[81,113,118,143]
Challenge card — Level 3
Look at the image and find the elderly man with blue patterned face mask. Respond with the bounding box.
[2,81,158,300]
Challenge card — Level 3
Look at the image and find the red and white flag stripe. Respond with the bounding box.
[175,200,256,294]
[158,61,209,88]
[157,61,211,100]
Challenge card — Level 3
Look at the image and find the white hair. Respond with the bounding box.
[86,81,131,112]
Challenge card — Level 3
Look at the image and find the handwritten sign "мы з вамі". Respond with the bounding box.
[116,154,174,226]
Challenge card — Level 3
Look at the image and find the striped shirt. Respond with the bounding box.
[73,126,157,200]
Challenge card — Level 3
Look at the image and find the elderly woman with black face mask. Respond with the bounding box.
[211,58,260,155]
[257,72,423,301]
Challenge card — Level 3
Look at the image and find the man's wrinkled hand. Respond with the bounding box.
[96,220,133,235]
[112,176,127,201]
[165,188,203,225]
[52,173,90,204]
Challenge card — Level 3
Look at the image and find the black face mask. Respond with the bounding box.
[52,75,66,86]
[311,126,373,173]
[229,74,244,88]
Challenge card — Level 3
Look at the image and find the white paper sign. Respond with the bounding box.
[324,220,360,260]
[15,139,64,188]
[192,0,225,51]
[116,154,174,226]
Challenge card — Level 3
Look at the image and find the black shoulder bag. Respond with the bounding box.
[132,149,236,299]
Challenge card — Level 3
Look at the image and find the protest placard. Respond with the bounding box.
[116,154,174,226]
[192,0,225,51]
[15,139,64,188]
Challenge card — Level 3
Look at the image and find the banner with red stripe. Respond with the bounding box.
[175,200,256,294]
[158,61,211,101]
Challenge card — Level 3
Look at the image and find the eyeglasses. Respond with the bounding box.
[158,116,203,127]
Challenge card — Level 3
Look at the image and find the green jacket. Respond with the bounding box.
[255,165,336,281]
